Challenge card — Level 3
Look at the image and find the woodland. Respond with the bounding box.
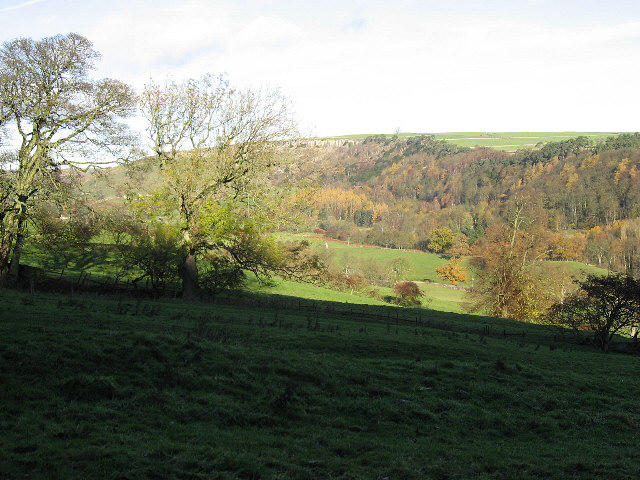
[2,34,640,336]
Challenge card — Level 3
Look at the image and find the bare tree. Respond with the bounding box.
[139,75,297,298]
[0,33,136,285]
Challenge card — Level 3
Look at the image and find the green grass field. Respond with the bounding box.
[279,233,452,283]
[276,233,474,312]
[547,260,612,277]
[246,275,470,314]
[248,274,472,314]
[329,132,623,152]
[246,276,387,306]
[1,288,639,479]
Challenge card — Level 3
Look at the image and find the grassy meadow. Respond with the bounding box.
[276,233,473,312]
[1,288,639,479]
[246,275,470,314]
[331,132,623,152]
[278,233,455,282]
[276,234,612,314]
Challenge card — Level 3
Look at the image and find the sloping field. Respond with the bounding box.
[279,233,452,283]
[1,288,639,479]
[276,234,610,314]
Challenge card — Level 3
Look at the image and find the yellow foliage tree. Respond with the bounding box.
[436,259,468,285]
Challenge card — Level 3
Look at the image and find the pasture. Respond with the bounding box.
[279,233,455,283]
[1,288,639,479]
[332,132,622,151]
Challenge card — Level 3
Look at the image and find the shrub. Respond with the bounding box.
[367,288,382,300]
[393,281,423,306]
[345,273,369,291]
[199,254,246,297]
[436,258,468,285]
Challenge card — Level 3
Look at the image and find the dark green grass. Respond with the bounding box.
[1,289,639,479]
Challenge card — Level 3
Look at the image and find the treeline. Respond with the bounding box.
[347,134,470,183]
[374,142,640,228]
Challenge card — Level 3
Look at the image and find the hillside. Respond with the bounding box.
[274,133,640,277]
[70,131,635,309]
[2,288,639,479]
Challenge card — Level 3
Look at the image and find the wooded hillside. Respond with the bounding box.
[278,133,640,275]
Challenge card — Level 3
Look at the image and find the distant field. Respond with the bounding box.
[546,260,610,277]
[279,233,451,283]
[330,132,624,152]
[246,275,470,314]
[275,234,613,314]
[276,233,475,312]
[245,276,388,306]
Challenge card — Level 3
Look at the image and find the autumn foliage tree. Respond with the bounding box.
[436,231,471,285]
[436,259,468,285]
[470,201,552,321]
[427,226,455,254]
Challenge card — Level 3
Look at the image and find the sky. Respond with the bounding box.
[1,0,640,136]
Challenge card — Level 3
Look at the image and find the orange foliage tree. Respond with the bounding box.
[436,259,468,285]
[470,200,552,321]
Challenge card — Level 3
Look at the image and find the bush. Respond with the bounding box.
[393,281,423,306]
[436,258,468,285]
[199,254,246,297]
[345,273,369,291]
[116,223,184,292]
[321,272,368,293]
[367,288,382,300]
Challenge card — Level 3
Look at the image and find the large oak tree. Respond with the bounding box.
[139,75,298,298]
[0,33,136,285]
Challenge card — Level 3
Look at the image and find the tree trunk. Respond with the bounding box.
[0,237,10,287]
[0,264,8,287]
[7,209,28,286]
[180,250,200,300]
[0,221,16,288]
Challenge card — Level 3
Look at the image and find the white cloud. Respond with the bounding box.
[3,1,640,134]
[235,15,303,49]
[90,1,237,80]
